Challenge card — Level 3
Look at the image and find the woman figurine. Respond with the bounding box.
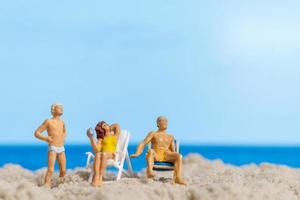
[87,121,120,187]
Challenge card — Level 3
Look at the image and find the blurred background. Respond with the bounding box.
[1,0,300,170]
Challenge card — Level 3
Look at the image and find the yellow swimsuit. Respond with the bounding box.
[101,135,117,153]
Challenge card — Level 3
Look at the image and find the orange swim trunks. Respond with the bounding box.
[153,149,171,162]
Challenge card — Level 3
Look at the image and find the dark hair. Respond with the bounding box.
[95,121,106,139]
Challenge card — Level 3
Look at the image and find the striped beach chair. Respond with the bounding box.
[148,140,180,171]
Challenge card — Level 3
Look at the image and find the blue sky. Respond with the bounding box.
[0,1,300,144]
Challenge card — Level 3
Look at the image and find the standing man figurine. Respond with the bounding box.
[34,103,67,187]
[131,116,187,185]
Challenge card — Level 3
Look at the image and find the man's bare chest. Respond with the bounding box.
[152,134,172,145]
[47,122,64,133]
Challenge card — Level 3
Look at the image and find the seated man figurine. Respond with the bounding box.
[131,116,187,185]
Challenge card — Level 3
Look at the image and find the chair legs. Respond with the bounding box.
[116,168,123,181]
[88,169,94,183]
[86,150,133,182]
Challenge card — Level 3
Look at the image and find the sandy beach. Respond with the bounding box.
[1,154,300,200]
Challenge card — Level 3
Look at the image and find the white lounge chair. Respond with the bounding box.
[85,129,133,182]
[148,140,180,171]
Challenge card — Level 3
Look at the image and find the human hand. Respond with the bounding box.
[46,136,54,144]
[130,152,141,158]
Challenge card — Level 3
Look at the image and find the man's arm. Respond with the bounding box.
[130,132,154,158]
[34,120,53,143]
[169,135,175,152]
[63,122,67,138]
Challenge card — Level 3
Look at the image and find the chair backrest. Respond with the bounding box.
[115,130,130,162]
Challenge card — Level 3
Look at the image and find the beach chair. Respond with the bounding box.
[85,129,133,182]
[148,140,180,171]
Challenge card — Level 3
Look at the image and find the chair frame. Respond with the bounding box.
[85,130,133,182]
[147,139,180,171]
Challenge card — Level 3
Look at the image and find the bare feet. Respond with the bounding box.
[174,177,187,185]
[92,176,103,187]
[92,179,100,187]
[98,179,103,187]
[59,177,65,184]
[146,169,155,178]
[91,181,102,187]
[44,182,51,188]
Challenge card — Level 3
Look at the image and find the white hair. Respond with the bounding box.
[157,116,168,123]
[51,103,63,114]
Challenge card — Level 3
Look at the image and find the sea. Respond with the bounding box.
[1,145,300,172]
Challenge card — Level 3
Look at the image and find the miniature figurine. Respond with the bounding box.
[131,116,187,185]
[34,103,67,187]
[87,121,120,187]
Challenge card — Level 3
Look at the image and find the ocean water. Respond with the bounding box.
[1,145,300,172]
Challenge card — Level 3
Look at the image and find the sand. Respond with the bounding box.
[1,154,300,200]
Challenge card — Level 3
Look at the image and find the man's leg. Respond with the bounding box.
[57,152,67,181]
[92,152,101,187]
[146,149,155,178]
[45,151,57,187]
[165,151,187,185]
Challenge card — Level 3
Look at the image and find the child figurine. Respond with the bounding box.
[87,121,120,187]
[131,116,187,185]
[34,103,67,187]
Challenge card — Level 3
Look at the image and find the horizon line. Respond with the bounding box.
[1,142,300,147]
